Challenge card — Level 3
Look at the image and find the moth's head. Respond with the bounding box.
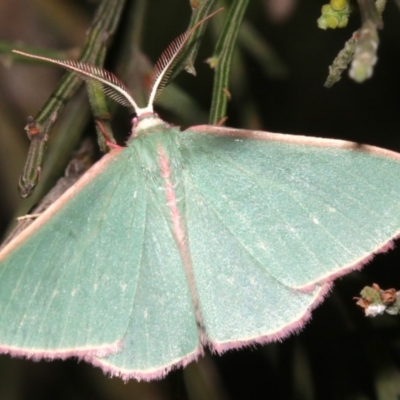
[130,112,165,137]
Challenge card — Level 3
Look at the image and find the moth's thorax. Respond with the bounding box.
[130,112,167,139]
[127,123,187,235]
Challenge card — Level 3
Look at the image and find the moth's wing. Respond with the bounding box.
[0,150,144,357]
[0,147,200,373]
[88,183,201,381]
[181,126,400,351]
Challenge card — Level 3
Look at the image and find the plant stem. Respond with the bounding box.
[208,0,249,125]
[17,0,126,197]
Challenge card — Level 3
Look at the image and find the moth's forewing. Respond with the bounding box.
[0,150,137,357]
[180,125,400,350]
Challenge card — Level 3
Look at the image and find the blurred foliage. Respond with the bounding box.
[325,0,385,86]
[317,0,351,29]
[0,0,400,399]
[355,283,400,317]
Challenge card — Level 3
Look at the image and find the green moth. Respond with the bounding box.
[1,11,400,381]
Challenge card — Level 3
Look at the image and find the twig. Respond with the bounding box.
[16,0,125,197]
[208,0,249,124]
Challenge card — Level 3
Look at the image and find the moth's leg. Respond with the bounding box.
[95,120,122,150]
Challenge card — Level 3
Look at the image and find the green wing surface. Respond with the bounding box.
[181,126,400,350]
[0,145,199,372]
[90,189,201,380]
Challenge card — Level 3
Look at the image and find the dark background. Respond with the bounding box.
[0,1,400,399]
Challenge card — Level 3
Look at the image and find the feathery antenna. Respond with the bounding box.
[147,7,223,108]
[12,52,141,114]
[12,8,222,117]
